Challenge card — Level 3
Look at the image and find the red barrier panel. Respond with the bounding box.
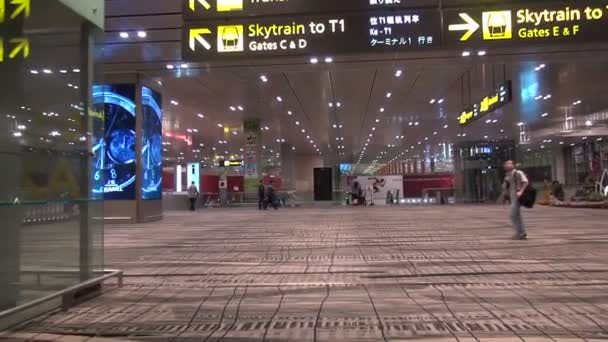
[403,174,455,197]
[227,176,245,192]
[162,170,175,191]
[201,175,220,194]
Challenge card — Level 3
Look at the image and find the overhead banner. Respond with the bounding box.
[445,1,608,47]
[356,176,404,206]
[458,81,512,127]
[182,10,441,61]
[183,0,435,19]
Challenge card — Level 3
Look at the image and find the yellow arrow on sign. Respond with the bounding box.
[0,0,6,23]
[449,13,480,41]
[10,0,30,20]
[9,38,29,59]
[189,0,211,11]
[189,28,212,51]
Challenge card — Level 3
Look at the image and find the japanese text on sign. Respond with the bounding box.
[184,0,419,19]
[183,10,441,61]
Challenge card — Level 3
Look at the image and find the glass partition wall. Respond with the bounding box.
[0,0,104,311]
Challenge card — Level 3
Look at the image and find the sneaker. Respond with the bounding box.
[518,234,528,240]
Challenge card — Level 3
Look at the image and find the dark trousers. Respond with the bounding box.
[189,198,197,211]
[264,195,278,210]
[258,196,264,210]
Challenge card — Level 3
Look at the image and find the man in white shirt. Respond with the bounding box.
[503,160,529,240]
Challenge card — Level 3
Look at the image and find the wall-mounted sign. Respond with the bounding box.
[183,0,434,20]
[445,1,608,47]
[458,81,512,127]
[220,160,244,167]
[182,10,441,61]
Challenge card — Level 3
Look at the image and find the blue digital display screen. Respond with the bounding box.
[340,164,352,174]
[141,86,163,200]
[92,85,137,200]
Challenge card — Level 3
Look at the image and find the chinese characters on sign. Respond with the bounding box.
[369,0,403,5]
[182,11,441,62]
[183,0,608,63]
[184,0,421,20]
[368,13,436,48]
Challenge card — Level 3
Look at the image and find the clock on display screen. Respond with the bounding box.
[141,86,163,200]
[92,85,137,200]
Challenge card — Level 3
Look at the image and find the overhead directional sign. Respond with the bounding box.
[8,37,28,58]
[0,0,30,23]
[448,13,480,41]
[182,0,435,20]
[0,37,29,62]
[189,28,212,51]
[458,81,512,127]
[182,10,441,61]
[0,0,30,64]
[445,1,608,47]
[189,0,211,12]
[221,160,244,167]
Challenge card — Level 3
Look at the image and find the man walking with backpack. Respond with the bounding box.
[187,181,200,211]
[503,160,530,240]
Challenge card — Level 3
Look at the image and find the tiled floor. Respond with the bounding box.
[5,206,608,341]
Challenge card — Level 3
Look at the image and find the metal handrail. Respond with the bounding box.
[0,269,123,321]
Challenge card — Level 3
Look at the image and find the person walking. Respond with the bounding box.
[187,182,199,211]
[264,181,279,210]
[258,180,265,210]
[502,160,529,240]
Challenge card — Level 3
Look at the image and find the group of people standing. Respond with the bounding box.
[186,180,280,211]
[258,180,279,210]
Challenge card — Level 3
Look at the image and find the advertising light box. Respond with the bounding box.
[444,1,608,48]
[92,85,137,200]
[141,87,163,200]
[182,10,441,61]
[183,0,437,20]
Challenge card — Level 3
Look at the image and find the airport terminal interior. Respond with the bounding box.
[1,0,608,341]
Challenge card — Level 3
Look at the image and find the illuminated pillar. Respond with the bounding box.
[281,143,295,191]
[244,118,262,191]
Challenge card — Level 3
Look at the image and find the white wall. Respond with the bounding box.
[554,148,566,184]
[59,0,104,29]
[295,155,324,192]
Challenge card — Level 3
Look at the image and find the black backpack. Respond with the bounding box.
[516,170,537,208]
[519,185,537,208]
